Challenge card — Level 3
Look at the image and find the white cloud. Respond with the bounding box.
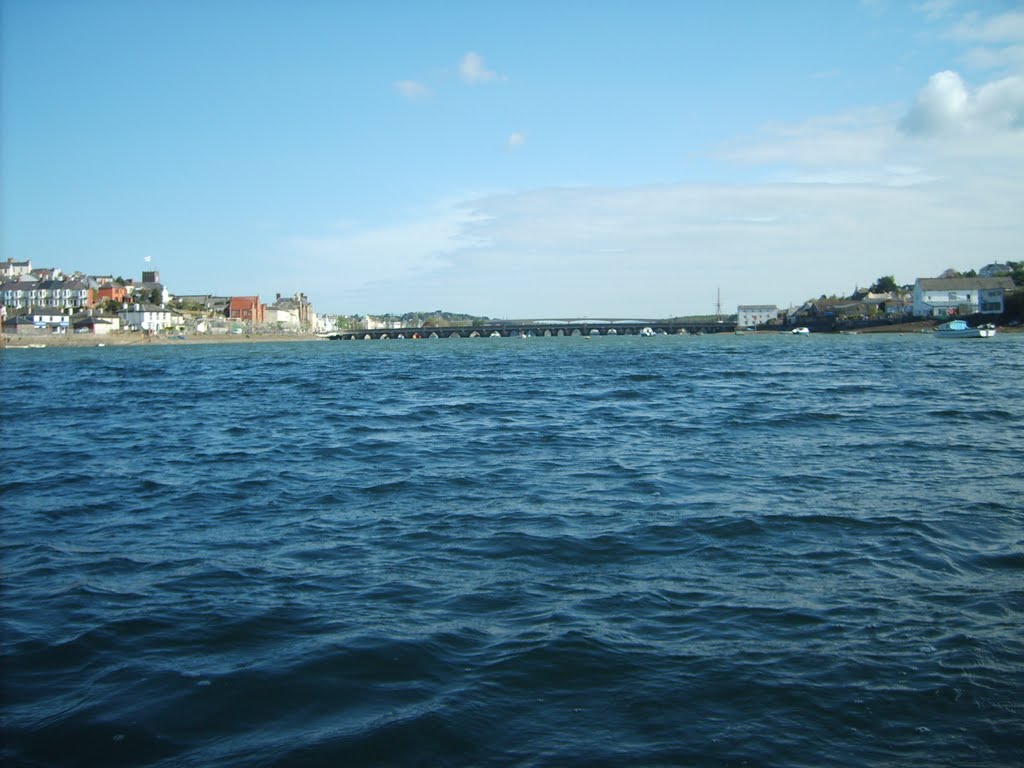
[949,10,1024,43]
[945,9,1024,74]
[394,79,432,100]
[507,131,526,148]
[902,70,971,134]
[915,0,957,22]
[292,155,1022,317]
[959,43,1024,71]
[459,51,499,84]
[283,206,490,312]
[443,177,1014,315]
[716,109,899,169]
[975,74,1024,128]
[902,70,1024,134]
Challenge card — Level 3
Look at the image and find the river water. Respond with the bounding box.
[2,334,1022,767]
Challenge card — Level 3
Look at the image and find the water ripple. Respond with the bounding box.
[2,335,1022,767]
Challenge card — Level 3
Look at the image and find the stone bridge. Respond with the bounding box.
[328,319,730,340]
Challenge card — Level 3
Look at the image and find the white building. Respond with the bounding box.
[118,303,184,331]
[1,259,32,279]
[912,277,1014,317]
[29,309,72,331]
[265,306,302,328]
[736,305,780,327]
[353,315,403,330]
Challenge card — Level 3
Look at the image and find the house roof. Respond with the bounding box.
[40,279,88,289]
[121,303,181,314]
[916,277,1014,290]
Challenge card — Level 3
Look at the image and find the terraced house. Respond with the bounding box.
[0,278,93,310]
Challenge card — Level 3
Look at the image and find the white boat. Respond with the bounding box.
[639,327,655,337]
[791,327,810,335]
[934,319,996,338]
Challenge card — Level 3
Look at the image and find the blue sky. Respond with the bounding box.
[3,0,1023,317]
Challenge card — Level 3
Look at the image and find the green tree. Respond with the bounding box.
[869,275,898,293]
[1009,261,1024,287]
[1003,289,1023,322]
[101,298,122,314]
[148,287,163,306]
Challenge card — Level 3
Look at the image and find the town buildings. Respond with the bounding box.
[737,270,1017,328]
[0,278,92,310]
[912,277,1015,317]
[2,259,319,337]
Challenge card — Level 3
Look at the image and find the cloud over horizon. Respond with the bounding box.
[290,54,1024,317]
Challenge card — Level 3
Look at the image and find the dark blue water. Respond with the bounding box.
[3,334,1023,767]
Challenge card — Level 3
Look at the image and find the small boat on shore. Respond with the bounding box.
[791,327,810,335]
[934,320,996,338]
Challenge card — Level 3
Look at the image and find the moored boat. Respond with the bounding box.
[934,319,996,338]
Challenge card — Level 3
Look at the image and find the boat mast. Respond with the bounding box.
[715,286,722,323]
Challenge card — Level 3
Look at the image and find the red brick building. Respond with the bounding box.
[229,296,265,324]
[97,284,128,304]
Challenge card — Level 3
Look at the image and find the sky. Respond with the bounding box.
[2,0,1023,318]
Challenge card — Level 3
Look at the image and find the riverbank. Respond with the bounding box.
[856,320,1023,333]
[1,332,326,348]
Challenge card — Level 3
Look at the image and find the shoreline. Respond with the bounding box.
[1,332,327,349]
[4,324,1021,349]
